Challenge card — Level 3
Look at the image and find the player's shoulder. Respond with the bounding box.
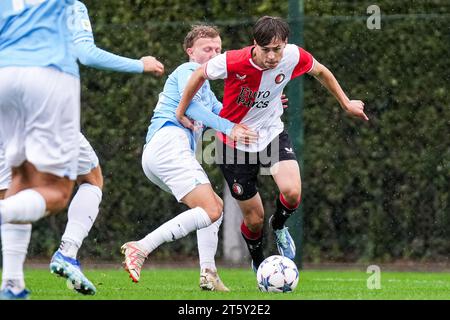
[224,46,253,74]
[284,44,301,56]
[285,43,313,58]
[225,46,253,64]
[175,61,201,74]
[283,44,313,66]
[74,1,88,14]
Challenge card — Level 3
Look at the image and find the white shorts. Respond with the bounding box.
[0,141,11,189]
[0,133,98,189]
[77,133,99,176]
[142,125,210,202]
[0,67,80,180]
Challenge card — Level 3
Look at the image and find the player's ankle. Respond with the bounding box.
[1,279,25,293]
[59,239,79,259]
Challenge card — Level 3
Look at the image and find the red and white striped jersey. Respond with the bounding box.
[205,44,314,152]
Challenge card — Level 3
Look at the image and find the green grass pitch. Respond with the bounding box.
[22,267,450,300]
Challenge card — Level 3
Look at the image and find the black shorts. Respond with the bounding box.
[217,130,297,201]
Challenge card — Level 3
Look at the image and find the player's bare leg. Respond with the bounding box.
[50,166,103,295]
[0,162,75,300]
[1,161,74,224]
[59,165,103,258]
[236,193,265,272]
[122,184,221,283]
[269,160,302,260]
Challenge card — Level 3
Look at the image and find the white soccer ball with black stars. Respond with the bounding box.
[256,255,299,293]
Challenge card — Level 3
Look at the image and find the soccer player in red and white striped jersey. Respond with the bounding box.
[176,16,369,270]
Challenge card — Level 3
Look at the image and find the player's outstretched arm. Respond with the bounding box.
[183,101,258,145]
[75,41,165,75]
[175,65,257,145]
[72,2,164,76]
[176,66,207,127]
[308,60,369,121]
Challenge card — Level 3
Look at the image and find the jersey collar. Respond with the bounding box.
[248,46,271,71]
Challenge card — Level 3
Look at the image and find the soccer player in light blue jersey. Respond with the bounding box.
[0,1,164,299]
[47,0,164,295]
[121,25,257,291]
[0,0,80,300]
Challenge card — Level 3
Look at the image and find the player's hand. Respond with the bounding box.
[177,114,195,130]
[140,56,164,76]
[281,93,288,109]
[343,100,369,121]
[229,124,258,145]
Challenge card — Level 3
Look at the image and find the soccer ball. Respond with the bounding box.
[256,255,299,293]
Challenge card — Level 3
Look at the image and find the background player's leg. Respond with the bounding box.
[138,184,221,252]
[122,184,221,282]
[49,165,102,295]
[196,193,229,291]
[59,166,103,259]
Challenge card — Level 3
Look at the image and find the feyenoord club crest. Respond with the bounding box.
[275,73,285,84]
[232,183,244,196]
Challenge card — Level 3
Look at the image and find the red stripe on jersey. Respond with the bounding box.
[218,46,263,146]
[291,47,314,79]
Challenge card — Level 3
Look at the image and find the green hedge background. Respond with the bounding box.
[23,0,448,264]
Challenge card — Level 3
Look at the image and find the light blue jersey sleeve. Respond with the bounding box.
[72,1,144,73]
[185,100,233,136]
[177,64,234,135]
[210,92,223,115]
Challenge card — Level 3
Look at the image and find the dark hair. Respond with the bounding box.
[253,16,290,46]
[183,25,220,51]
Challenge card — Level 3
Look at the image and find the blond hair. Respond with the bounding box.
[183,25,220,51]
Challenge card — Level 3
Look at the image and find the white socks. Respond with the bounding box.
[1,223,32,291]
[0,189,46,224]
[197,213,223,272]
[138,207,211,254]
[0,183,102,292]
[60,183,102,258]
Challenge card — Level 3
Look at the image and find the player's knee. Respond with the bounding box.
[245,217,264,233]
[282,188,301,206]
[244,212,264,231]
[60,187,74,207]
[217,198,224,214]
[92,165,104,189]
[203,202,222,223]
[48,187,73,213]
[215,196,224,211]
[77,166,103,190]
